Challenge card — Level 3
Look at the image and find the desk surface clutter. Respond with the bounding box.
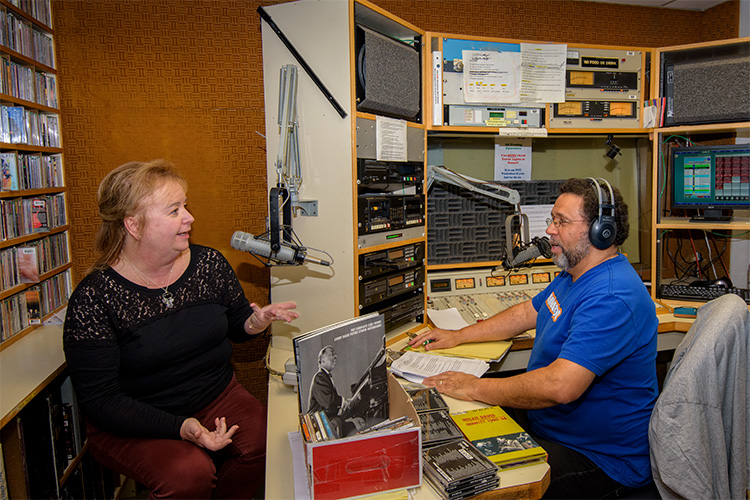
[265,329,551,500]
[264,304,706,499]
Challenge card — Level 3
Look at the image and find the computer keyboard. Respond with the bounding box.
[660,284,750,304]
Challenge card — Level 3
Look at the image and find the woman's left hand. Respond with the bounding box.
[180,417,238,451]
[246,301,299,333]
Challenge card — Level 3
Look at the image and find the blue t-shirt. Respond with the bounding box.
[529,254,658,488]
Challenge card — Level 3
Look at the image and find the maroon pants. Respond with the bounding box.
[87,376,267,499]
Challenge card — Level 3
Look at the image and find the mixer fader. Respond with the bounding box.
[427,265,560,325]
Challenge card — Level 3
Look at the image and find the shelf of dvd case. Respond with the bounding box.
[1,86,58,111]
[0,103,61,147]
[0,246,71,299]
[0,57,58,108]
[0,192,67,241]
[0,221,66,247]
[0,267,71,345]
[0,2,55,70]
[0,0,53,33]
[1,150,63,191]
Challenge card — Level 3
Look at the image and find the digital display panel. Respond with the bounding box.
[388,248,404,259]
[532,272,551,284]
[509,274,529,286]
[430,279,451,292]
[609,102,634,116]
[486,276,505,287]
[455,278,475,290]
[389,275,404,286]
[569,71,595,86]
[672,145,750,211]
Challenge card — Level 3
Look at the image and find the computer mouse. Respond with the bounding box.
[710,278,731,289]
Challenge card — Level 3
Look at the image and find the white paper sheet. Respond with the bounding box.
[519,43,567,103]
[376,115,407,162]
[390,350,489,384]
[462,50,521,103]
[494,138,532,181]
[520,204,555,240]
[426,308,470,330]
[288,431,311,500]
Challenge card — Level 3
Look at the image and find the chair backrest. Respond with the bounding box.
[648,294,749,500]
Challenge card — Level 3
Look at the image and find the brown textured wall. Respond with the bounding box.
[370,0,739,46]
[51,0,740,401]
[52,0,288,402]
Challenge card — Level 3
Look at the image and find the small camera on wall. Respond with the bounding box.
[605,134,621,159]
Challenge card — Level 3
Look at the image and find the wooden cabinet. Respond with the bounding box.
[260,0,427,338]
[649,38,750,302]
[425,33,652,273]
[0,0,71,349]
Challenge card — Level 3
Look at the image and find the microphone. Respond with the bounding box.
[231,231,331,266]
[502,237,552,270]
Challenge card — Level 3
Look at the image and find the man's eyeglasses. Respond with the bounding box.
[546,217,587,228]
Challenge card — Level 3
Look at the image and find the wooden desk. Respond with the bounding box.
[265,308,697,498]
[386,310,694,375]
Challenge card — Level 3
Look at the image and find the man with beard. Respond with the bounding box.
[409,178,657,499]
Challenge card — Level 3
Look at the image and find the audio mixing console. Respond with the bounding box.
[427,265,560,325]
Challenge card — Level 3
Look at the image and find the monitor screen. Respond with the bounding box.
[671,144,750,221]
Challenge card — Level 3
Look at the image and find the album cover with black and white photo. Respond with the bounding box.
[293,313,388,438]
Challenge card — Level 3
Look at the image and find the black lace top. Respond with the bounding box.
[63,244,255,439]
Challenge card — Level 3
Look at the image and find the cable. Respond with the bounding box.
[703,231,717,280]
[710,232,730,279]
[304,244,335,266]
[687,230,702,280]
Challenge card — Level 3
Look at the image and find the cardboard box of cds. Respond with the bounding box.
[301,373,422,500]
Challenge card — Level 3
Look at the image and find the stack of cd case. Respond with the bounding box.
[407,387,463,448]
[422,438,500,499]
[407,387,449,413]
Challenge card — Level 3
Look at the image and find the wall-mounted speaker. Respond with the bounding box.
[662,41,750,126]
[355,25,421,121]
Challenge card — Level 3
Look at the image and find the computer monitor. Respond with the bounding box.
[671,144,750,222]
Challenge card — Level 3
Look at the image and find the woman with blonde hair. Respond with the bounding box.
[64,159,298,498]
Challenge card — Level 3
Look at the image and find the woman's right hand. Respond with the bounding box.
[180,417,238,451]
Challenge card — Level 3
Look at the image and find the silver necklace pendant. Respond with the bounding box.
[162,290,175,308]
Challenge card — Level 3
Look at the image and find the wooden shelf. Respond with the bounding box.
[0,92,59,112]
[0,261,72,302]
[0,223,69,249]
[0,186,66,199]
[0,323,65,427]
[0,142,63,153]
[654,121,750,134]
[656,217,750,231]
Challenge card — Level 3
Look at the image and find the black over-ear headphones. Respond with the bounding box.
[586,177,617,250]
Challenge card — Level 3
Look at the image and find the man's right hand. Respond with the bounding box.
[407,328,462,351]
